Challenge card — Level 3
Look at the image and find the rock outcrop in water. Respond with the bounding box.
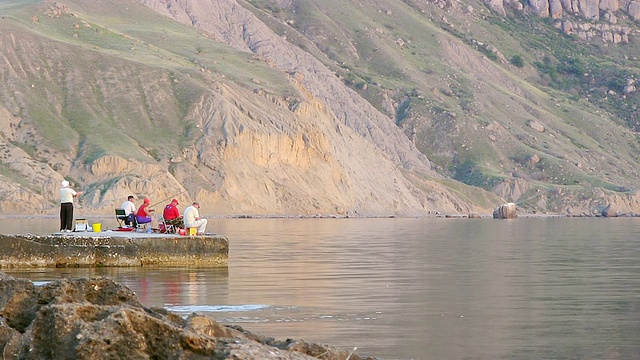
[0,274,375,359]
[493,202,518,219]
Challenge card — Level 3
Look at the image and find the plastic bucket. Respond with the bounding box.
[92,223,101,232]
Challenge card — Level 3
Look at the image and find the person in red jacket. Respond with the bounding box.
[163,198,184,228]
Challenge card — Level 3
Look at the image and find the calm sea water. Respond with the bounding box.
[2,217,640,360]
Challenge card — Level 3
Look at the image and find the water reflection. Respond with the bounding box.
[3,217,640,360]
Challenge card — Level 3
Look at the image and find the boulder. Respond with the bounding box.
[484,0,507,15]
[0,274,376,360]
[493,202,518,219]
[528,120,545,132]
[623,84,637,94]
[579,0,600,19]
[550,0,564,18]
[601,204,618,217]
[599,0,619,12]
[629,1,640,20]
[529,0,550,16]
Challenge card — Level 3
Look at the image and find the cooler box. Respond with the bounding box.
[75,219,88,232]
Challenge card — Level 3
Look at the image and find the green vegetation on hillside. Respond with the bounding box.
[1,0,639,214]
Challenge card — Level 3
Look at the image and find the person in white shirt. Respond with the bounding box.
[60,180,82,232]
[183,202,207,235]
[120,195,137,226]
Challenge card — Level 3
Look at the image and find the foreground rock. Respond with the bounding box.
[0,273,376,359]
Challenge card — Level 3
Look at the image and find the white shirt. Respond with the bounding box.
[60,187,76,204]
[183,205,199,226]
[121,200,136,215]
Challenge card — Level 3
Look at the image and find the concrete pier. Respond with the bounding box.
[0,231,228,268]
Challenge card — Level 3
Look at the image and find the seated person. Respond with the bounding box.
[136,197,155,227]
[163,198,184,228]
[120,195,136,226]
[184,201,207,235]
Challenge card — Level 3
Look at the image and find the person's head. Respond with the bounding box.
[127,195,134,201]
[144,197,151,205]
[171,198,179,206]
[193,201,200,208]
[61,180,69,188]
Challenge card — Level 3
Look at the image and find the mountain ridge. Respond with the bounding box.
[0,0,638,216]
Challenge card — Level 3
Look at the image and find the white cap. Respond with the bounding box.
[61,180,69,188]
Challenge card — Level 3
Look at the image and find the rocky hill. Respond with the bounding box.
[0,0,639,216]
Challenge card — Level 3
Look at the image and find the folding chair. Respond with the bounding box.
[157,215,175,234]
[115,209,127,228]
[126,213,147,232]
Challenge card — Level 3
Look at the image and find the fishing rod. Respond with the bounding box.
[148,190,188,209]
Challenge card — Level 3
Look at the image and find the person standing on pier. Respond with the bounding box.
[60,180,82,232]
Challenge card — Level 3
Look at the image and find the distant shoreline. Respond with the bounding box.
[2,213,627,220]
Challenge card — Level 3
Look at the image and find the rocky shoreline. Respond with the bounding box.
[0,273,377,359]
[1,210,638,220]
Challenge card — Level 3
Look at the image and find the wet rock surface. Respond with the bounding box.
[0,273,376,360]
[0,233,229,268]
[493,202,518,219]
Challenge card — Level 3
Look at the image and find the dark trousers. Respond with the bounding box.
[166,217,184,228]
[60,202,74,231]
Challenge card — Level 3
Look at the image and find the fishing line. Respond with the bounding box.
[149,190,188,209]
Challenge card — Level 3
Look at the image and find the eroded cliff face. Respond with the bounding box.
[158,81,484,216]
[132,0,504,215]
[0,0,505,216]
[139,0,434,175]
[484,0,638,43]
[486,0,640,20]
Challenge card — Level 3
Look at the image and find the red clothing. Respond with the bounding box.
[163,203,180,220]
[137,203,150,217]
